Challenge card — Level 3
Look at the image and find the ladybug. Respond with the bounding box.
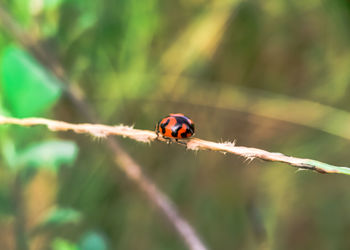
[156,113,195,141]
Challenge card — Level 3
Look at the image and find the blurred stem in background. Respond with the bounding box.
[159,0,240,95]
[13,173,29,250]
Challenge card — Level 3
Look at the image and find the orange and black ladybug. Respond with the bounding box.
[156,113,195,140]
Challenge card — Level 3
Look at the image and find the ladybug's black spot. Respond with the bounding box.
[176,116,192,127]
[160,119,170,134]
[174,116,188,125]
[172,116,194,138]
[188,123,194,134]
[171,124,182,137]
[180,131,188,138]
[175,116,194,133]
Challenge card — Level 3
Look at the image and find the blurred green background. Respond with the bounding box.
[1,0,350,249]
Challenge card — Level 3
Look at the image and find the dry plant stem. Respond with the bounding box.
[107,139,207,250]
[1,116,350,176]
[0,5,208,250]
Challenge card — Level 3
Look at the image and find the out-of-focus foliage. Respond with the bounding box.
[0,5,79,249]
[79,232,108,250]
[1,46,62,118]
[16,140,78,171]
[52,238,78,250]
[1,0,350,249]
[40,207,81,227]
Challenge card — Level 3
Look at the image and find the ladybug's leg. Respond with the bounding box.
[162,136,173,144]
[175,139,188,146]
[155,123,160,139]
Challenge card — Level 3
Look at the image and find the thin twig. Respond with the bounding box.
[1,116,350,176]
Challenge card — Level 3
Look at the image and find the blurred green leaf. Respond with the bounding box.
[0,187,13,217]
[0,102,16,169]
[10,0,31,26]
[52,238,79,250]
[1,45,62,117]
[41,207,82,227]
[16,140,78,171]
[1,139,17,169]
[79,232,108,250]
[44,0,65,10]
[0,105,10,117]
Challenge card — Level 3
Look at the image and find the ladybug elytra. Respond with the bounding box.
[156,113,195,140]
